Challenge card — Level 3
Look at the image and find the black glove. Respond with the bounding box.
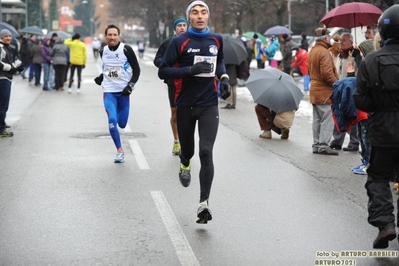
[122,82,134,96]
[82,65,85,69]
[16,65,24,72]
[9,66,17,75]
[189,61,212,75]
[220,78,231,100]
[94,73,103,85]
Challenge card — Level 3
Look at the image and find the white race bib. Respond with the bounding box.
[106,67,122,80]
[193,55,217,77]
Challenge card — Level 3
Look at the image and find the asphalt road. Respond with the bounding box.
[1,45,398,266]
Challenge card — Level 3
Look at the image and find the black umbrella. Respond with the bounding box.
[0,22,19,38]
[20,26,44,36]
[246,68,303,113]
[221,34,248,65]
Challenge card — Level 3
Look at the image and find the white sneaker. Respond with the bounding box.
[68,88,72,94]
[77,89,81,94]
[114,150,124,163]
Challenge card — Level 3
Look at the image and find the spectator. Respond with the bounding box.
[279,34,295,75]
[40,38,53,91]
[0,29,23,137]
[64,33,87,93]
[252,33,264,69]
[291,46,309,92]
[51,38,69,91]
[308,28,339,155]
[256,104,294,139]
[30,39,42,87]
[300,32,309,51]
[329,33,361,152]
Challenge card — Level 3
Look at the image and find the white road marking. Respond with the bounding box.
[150,191,200,266]
[129,139,150,169]
[123,124,132,133]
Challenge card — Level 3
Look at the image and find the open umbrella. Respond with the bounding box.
[246,68,303,113]
[0,22,19,38]
[20,26,44,36]
[320,2,382,29]
[242,31,267,44]
[221,34,248,65]
[46,31,71,40]
[264,25,293,36]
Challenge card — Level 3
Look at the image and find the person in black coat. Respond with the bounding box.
[353,4,399,250]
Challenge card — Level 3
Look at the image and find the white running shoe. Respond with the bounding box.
[68,88,72,94]
[77,89,81,94]
[114,150,124,163]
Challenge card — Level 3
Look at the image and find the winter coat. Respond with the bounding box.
[291,48,308,75]
[331,77,357,132]
[51,39,69,66]
[64,38,87,65]
[40,38,52,64]
[354,39,399,147]
[264,39,279,60]
[26,39,35,62]
[225,64,238,86]
[30,44,42,64]
[308,40,338,105]
[0,41,15,81]
[281,38,295,69]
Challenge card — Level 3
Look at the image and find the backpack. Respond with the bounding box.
[237,60,250,81]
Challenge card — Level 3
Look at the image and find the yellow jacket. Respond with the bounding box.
[64,38,87,65]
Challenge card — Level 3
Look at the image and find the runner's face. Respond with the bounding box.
[106,28,119,46]
[189,5,209,31]
[1,35,12,45]
[175,23,187,35]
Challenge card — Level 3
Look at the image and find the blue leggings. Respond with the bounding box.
[103,93,130,149]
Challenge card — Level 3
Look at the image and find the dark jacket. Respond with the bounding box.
[225,64,238,86]
[40,38,52,64]
[354,39,399,147]
[154,36,173,85]
[51,39,68,65]
[282,37,295,69]
[0,41,15,81]
[331,77,357,132]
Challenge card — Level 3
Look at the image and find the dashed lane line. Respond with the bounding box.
[151,190,200,266]
[129,139,150,170]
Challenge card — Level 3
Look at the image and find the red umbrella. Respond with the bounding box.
[320,2,382,28]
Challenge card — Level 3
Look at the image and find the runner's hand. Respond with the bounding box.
[94,73,103,85]
[189,61,212,75]
[220,78,231,100]
[122,82,135,95]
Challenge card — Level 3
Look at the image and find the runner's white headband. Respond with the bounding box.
[186,1,209,20]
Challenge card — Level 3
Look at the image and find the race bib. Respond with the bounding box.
[193,55,217,77]
[105,67,122,79]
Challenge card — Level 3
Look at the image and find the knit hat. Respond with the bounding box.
[173,17,187,31]
[186,1,209,20]
[0,29,12,39]
[358,39,375,57]
[314,27,330,37]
